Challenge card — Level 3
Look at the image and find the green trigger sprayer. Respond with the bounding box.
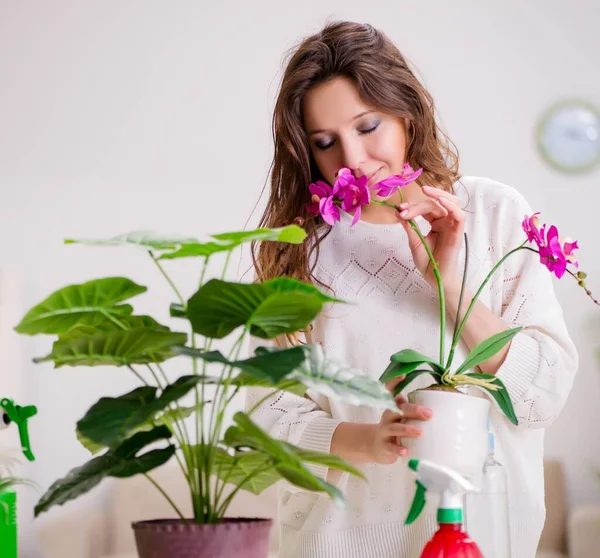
[0,397,37,558]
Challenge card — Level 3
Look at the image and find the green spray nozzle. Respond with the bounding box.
[405,458,478,526]
[0,399,37,462]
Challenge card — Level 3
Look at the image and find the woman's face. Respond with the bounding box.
[303,76,409,191]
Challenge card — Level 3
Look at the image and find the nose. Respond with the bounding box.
[339,135,366,174]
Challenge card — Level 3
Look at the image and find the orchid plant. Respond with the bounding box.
[14,227,398,523]
[307,166,597,425]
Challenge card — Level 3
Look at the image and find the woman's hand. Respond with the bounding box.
[396,186,465,289]
[368,377,433,465]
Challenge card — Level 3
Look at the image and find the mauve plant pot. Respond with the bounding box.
[132,517,273,558]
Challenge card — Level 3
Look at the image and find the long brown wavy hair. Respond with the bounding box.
[252,21,460,286]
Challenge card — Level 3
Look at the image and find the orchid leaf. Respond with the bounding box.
[392,370,441,397]
[455,327,522,375]
[380,349,444,383]
[465,373,518,425]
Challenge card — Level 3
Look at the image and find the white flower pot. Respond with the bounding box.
[403,388,490,480]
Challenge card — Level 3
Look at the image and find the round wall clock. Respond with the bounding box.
[537,100,600,173]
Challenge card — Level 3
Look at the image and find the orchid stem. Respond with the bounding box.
[373,199,446,366]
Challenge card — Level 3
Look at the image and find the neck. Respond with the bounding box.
[360,181,429,224]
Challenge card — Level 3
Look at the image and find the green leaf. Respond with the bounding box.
[65,231,200,251]
[35,426,174,516]
[380,349,445,383]
[231,372,306,397]
[77,376,201,448]
[455,327,522,375]
[288,345,398,412]
[213,449,281,495]
[224,413,362,506]
[35,327,187,367]
[76,430,107,455]
[174,345,307,383]
[391,370,440,397]
[187,278,340,339]
[15,278,146,335]
[159,226,307,260]
[465,373,519,425]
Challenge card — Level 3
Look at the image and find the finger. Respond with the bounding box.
[398,200,447,221]
[386,423,423,438]
[384,441,407,457]
[437,196,465,223]
[398,402,433,420]
[422,185,460,205]
[394,392,407,406]
[385,375,406,394]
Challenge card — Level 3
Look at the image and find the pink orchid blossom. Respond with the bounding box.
[374,164,423,197]
[333,169,370,226]
[318,195,341,226]
[305,181,333,215]
[522,214,579,279]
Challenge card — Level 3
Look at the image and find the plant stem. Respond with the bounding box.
[149,252,187,307]
[373,199,446,366]
[145,364,164,389]
[195,256,210,522]
[143,472,188,523]
[445,233,469,371]
[451,242,527,355]
[215,468,264,519]
[126,365,148,385]
[207,331,246,520]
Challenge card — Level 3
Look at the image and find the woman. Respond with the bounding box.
[247,21,578,558]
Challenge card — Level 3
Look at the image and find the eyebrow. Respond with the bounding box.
[307,110,375,136]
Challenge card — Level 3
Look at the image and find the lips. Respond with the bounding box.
[366,167,383,187]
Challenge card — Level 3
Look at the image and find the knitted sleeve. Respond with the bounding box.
[243,334,343,481]
[492,186,579,429]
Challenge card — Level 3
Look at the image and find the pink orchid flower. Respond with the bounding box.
[305,181,333,215]
[522,214,579,279]
[374,163,423,197]
[318,195,341,226]
[333,169,370,226]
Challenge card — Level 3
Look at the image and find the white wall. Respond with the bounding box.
[1,1,599,555]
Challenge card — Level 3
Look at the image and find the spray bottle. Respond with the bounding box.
[0,397,37,558]
[406,458,483,558]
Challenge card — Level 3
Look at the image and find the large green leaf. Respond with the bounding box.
[231,372,306,397]
[465,373,519,425]
[35,327,187,367]
[174,345,307,383]
[224,413,363,506]
[187,278,339,339]
[286,345,398,412]
[35,426,174,516]
[455,327,522,375]
[15,278,146,335]
[213,449,281,495]
[380,349,445,384]
[65,231,199,251]
[77,376,202,449]
[159,226,307,260]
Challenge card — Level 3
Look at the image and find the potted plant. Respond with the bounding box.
[14,226,399,558]
[308,165,598,477]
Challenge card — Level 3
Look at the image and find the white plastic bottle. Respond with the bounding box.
[465,432,512,558]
